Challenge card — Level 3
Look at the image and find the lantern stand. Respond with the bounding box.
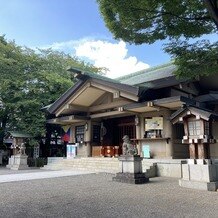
[171,106,218,191]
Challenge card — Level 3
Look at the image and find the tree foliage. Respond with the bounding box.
[165,40,218,78]
[97,0,217,44]
[97,0,218,78]
[0,36,101,138]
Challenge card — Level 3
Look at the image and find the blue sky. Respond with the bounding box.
[0,0,216,78]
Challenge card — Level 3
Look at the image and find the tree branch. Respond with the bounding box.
[204,0,218,29]
[129,7,211,22]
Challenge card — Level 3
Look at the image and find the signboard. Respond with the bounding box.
[145,117,163,130]
[142,145,150,158]
[67,144,77,158]
[33,146,40,158]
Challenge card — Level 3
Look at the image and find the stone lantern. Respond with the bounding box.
[171,106,218,191]
[5,131,32,170]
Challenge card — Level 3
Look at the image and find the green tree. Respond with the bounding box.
[97,0,218,78]
[0,36,101,141]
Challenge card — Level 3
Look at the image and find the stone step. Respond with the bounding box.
[42,157,157,177]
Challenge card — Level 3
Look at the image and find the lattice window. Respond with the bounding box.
[188,120,201,136]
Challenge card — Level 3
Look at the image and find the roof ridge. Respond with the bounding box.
[116,62,175,81]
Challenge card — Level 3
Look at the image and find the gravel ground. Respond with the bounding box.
[0,173,218,218]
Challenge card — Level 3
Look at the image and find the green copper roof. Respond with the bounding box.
[117,63,177,86]
[67,67,120,84]
[7,131,32,138]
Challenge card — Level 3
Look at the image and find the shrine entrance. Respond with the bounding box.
[98,116,136,157]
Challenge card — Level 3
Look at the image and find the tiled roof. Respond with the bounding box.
[7,131,32,138]
[67,67,120,83]
[170,106,218,122]
[117,63,177,86]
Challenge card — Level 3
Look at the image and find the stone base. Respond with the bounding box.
[113,172,149,184]
[179,179,218,191]
[118,155,143,174]
[180,160,218,191]
[6,154,29,170]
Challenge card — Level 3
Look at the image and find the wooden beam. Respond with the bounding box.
[66,104,88,112]
[91,82,138,102]
[47,115,89,125]
[90,110,132,119]
[89,99,131,112]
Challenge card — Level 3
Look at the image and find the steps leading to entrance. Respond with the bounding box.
[42,157,157,177]
[43,157,119,173]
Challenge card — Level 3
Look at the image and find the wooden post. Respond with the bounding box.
[189,143,197,159]
[198,143,209,159]
[165,112,173,158]
[85,120,92,157]
[136,115,141,156]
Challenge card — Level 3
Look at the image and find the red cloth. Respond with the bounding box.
[62,133,70,142]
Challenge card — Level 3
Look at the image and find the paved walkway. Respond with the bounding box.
[0,167,94,183]
[0,173,218,218]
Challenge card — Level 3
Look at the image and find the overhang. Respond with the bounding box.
[122,96,195,113]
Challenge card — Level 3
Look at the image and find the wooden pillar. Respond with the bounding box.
[165,112,173,158]
[189,143,197,159]
[136,115,141,156]
[140,116,145,139]
[85,120,92,157]
[197,143,209,159]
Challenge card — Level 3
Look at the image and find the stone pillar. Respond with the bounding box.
[85,120,92,157]
[165,111,173,158]
[113,155,149,184]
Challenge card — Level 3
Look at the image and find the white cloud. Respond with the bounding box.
[37,39,149,78]
[75,40,149,78]
[36,38,92,53]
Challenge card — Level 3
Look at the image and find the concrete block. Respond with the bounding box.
[181,164,189,180]
[187,159,196,164]
[196,159,205,165]
[156,163,182,178]
[189,164,210,182]
[179,179,218,191]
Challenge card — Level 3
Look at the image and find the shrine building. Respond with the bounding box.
[46,63,218,162]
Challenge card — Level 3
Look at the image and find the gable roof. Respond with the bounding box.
[48,68,139,114]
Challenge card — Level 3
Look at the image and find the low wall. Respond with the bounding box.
[47,157,64,164]
[143,159,186,178]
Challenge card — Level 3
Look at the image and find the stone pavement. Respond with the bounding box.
[0,167,94,183]
[0,169,218,218]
